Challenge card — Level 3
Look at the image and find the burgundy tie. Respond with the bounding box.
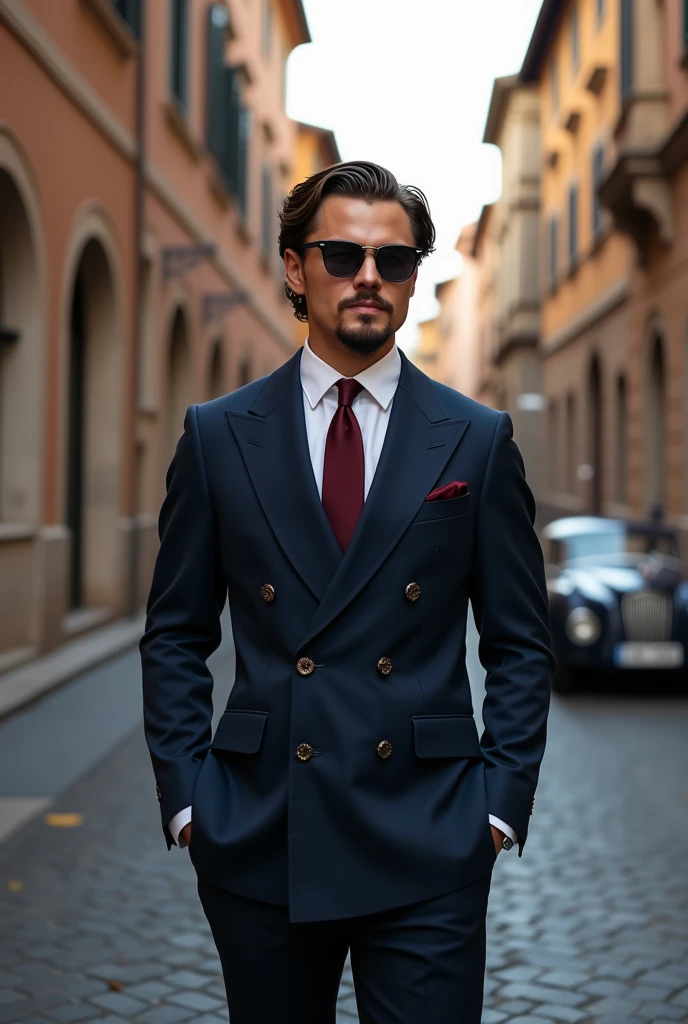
[322,378,364,552]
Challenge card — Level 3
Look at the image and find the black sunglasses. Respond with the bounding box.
[299,240,423,283]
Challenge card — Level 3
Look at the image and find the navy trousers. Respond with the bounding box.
[197,872,492,1024]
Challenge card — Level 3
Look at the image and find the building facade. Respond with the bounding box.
[520,0,635,525]
[0,0,324,666]
[599,0,688,541]
[520,0,688,548]
[478,75,545,501]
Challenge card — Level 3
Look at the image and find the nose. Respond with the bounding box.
[352,249,382,291]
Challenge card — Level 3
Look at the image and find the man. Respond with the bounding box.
[141,161,553,1023]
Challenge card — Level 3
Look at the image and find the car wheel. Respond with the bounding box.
[552,664,576,695]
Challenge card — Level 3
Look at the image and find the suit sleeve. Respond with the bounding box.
[140,404,226,849]
[469,411,554,854]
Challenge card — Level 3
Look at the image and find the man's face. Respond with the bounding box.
[285,196,418,356]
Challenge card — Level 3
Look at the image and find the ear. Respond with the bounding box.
[284,248,306,296]
[409,266,418,298]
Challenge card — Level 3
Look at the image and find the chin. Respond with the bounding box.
[335,320,393,356]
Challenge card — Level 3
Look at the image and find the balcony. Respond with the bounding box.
[599,103,688,262]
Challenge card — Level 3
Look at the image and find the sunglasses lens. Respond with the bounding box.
[321,242,363,278]
[377,247,418,282]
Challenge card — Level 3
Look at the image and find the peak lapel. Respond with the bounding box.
[299,354,471,650]
[226,351,342,602]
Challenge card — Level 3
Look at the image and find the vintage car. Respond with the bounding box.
[544,516,688,693]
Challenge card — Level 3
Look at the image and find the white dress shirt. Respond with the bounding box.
[169,339,517,849]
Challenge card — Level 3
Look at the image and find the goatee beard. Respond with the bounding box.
[335,318,393,355]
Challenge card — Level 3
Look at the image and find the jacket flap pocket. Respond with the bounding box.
[412,714,482,759]
[211,710,268,754]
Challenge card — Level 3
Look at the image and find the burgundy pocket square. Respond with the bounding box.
[425,481,468,502]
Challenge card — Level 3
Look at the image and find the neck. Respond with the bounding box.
[306,331,396,377]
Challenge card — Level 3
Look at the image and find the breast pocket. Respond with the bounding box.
[411,493,470,524]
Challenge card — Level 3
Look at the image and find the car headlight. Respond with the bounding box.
[565,607,601,646]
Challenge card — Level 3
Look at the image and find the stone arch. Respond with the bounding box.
[0,127,47,528]
[237,346,253,389]
[645,326,667,518]
[207,335,226,400]
[165,306,193,463]
[61,204,125,611]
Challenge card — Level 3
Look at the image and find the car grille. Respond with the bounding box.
[621,590,673,642]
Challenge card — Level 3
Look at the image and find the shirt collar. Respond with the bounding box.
[300,337,401,412]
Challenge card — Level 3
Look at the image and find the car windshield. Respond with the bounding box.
[560,529,680,564]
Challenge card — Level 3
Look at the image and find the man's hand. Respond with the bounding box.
[490,824,504,855]
[180,823,192,846]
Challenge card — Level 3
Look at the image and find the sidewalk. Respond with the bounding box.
[0,614,145,720]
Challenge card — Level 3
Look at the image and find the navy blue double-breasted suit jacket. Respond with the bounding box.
[140,347,553,923]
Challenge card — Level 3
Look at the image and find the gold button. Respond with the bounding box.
[297,657,315,676]
[155,783,161,802]
[296,743,313,762]
[377,656,393,676]
[260,583,276,603]
[377,740,393,760]
[405,582,421,602]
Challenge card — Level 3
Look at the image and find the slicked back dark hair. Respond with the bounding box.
[278,160,435,322]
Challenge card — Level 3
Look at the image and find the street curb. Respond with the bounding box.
[0,615,146,721]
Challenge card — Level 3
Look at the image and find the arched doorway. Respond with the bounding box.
[588,356,602,515]
[166,308,192,462]
[208,338,225,399]
[646,333,666,518]
[65,238,122,610]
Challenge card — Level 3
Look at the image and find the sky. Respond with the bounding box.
[286,0,544,349]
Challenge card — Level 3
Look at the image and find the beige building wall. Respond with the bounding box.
[481,75,544,500]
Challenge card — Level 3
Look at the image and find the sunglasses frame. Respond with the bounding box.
[299,240,424,283]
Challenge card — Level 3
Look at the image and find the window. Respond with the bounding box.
[615,375,627,503]
[620,0,633,101]
[111,0,140,35]
[548,214,559,290]
[568,184,578,266]
[548,400,560,489]
[206,7,252,217]
[170,0,189,110]
[565,392,577,492]
[571,5,580,72]
[597,0,605,27]
[550,56,560,118]
[262,0,273,58]
[261,163,273,262]
[592,144,604,237]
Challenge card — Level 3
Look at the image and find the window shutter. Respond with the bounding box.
[620,0,633,101]
[568,185,578,264]
[206,5,228,163]
[549,215,558,289]
[592,147,603,236]
[112,0,140,35]
[262,164,272,259]
[237,106,252,217]
[222,65,241,192]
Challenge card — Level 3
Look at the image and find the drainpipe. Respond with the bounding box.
[127,0,147,618]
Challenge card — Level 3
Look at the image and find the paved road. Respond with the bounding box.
[0,614,686,1024]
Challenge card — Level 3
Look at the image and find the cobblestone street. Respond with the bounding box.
[0,624,686,1024]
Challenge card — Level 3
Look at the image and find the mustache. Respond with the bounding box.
[338,292,393,314]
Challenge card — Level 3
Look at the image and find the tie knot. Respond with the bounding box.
[336,378,363,408]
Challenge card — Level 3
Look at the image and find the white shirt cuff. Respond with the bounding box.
[169,806,192,847]
[488,814,518,845]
